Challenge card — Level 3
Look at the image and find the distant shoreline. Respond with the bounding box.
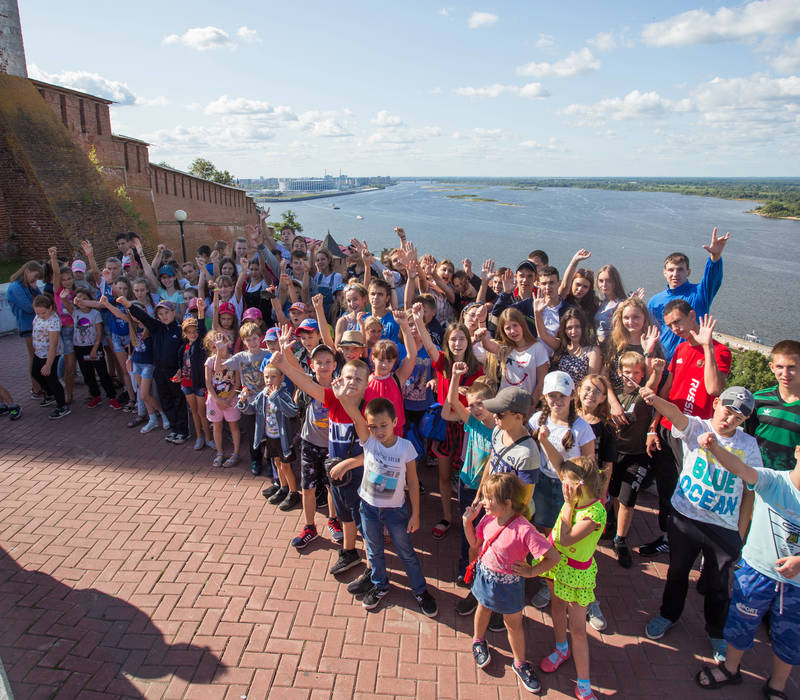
[254,186,383,203]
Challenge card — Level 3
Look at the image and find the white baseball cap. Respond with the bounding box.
[542,370,574,397]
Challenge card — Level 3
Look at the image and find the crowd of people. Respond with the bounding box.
[4,220,799,699]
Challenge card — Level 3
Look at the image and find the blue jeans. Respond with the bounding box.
[458,481,481,576]
[360,500,427,595]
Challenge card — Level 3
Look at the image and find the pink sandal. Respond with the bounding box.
[540,647,571,673]
[574,686,598,700]
[432,519,451,540]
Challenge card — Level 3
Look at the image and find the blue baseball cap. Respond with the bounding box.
[296,318,319,332]
[158,265,175,277]
[263,327,280,342]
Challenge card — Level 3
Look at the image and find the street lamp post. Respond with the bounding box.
[174,210,188,262]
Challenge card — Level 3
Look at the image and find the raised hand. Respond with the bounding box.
[279,323,294,348]
[403,240,418,261]
[462,258,473,275]
[533,296,548,314]
[642,325,661,354]
[330,375,347,399]
[501,268,515,294]
[481,258,495,281]
[394,226,406,241]
[196,297,206,314]
[239,257,249,270]
[382,269,395,283]
[157,243,166,253]
[311,293,324,309]
[195,256,206,269]
[452,361,468,377]
[702,227,730,261]
[393,307,408,325]
[698,432,717,451]
[80,239,93,257]
[631,287,645,300]
[101,268,112,283]
[116,296,131,308]
[639,385,656,405]
[538,424,550,442]
[648,356,666,375]
[271,350,285,368]
[462,502,481,524]
[210,249,220,263]
[472,327,488,344]
[48,246,58,258]
[572,248,592,263]
[690,314,716,347]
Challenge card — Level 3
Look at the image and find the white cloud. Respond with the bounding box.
[520,137,566,152]
[144,122,276,151]
[236,26,262,44]
[205,95,272,115]
[468,12,498,29]
[371,110,405,127]
[439,7,453,16]
[535,33,555,49]
[641,0,800,47]
[455,82,549,98]
[367,126,442,145]
[295,111,353,138]
[429,86,443,95]
[516,47,600,78]
[163,26,234,50]
[588,32,618,51]
[692,74,800,111]
[452,128,505,140]
[770,37,800,73]
[27,64,162,107]
[563,89,693,122]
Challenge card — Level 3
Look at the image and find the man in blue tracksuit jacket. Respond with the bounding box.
[647,228,728,361]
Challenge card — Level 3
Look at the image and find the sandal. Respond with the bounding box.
[695,661,742,690]
[762,680,788,700]
[540,647,571,673]
[222,454,240,468]
[212,453,225,468]
[432,519,451,540]
[127,415,147,429]
[574,686,598,700]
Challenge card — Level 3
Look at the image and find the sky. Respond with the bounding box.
[17,0,800,178]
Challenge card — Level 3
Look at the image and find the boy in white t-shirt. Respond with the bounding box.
[640,384,762,664]
[331,391,439,617]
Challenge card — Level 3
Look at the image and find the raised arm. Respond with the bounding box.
[125,297,158,334]
[533,297,559,351]
[330,376,369,443]
[134,238,158,290]
[698,432,758,485]
[80,240,101,287]
[639,385,688,432]
[99,295,129,321]
[271,349,325,403]
[410,303,440,364]
[48,247,61,291]
[558,249,591,298]
[393,309,418,385]
[689,315,727,396]
[311,294,335,349]
[234,257,248,302]
[442,361,471,423]
[476,259,494,304]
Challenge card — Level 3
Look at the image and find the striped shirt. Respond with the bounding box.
[746,386,800,472]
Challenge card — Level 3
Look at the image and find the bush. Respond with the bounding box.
[727,350,774,393]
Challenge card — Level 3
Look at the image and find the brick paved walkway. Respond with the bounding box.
[0,334,796,699]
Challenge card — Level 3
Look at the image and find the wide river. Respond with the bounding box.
[276,182,800,345]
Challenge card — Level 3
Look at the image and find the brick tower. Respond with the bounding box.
[0,0,27,77]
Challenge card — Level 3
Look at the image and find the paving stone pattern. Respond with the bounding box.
[0,335,795,699]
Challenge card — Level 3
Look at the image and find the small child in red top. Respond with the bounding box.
[363,308,417,437]
[463,472,559,694]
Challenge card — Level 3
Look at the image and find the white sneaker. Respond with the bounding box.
[587,601,607,631]
[530,585,551,609]
[193,437,205,450]
[140,416,159,434]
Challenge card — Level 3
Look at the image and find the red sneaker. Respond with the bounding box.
[109,398,123,410]
[87,397,102,408]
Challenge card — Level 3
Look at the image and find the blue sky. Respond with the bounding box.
[19,0,800,177]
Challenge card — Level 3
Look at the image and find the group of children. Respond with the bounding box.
[5,222,799,699]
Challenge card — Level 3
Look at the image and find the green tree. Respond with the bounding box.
[188,157,236,186]
[727,350,774,393]
[268,209,303,234]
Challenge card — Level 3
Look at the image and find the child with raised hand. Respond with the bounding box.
[31,294,69,419]
[463,473,560,694]
[65,290,116,409]
[124,301,164,430]
[176,300,212,449]
[212,288,240,353]
[48,247,77,404]
[204,332,241,468]
[413,305,484,540]
[537,457,607,700]
[225,322,270,473]
[250,362,300,511]
[330,386,439,617]
[334,282,368,345]
[691,438,800,699]
[594,264,637,344]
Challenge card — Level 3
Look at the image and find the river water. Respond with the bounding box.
[276,182,800,345]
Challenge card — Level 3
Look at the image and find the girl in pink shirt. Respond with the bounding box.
[463,473,559,694]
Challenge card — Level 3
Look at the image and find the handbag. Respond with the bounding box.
[418,402,447,442]
[324,428,358,488]
[464,513,519,585]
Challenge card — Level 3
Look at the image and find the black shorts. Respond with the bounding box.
[609,453,651,507]
[264,436,295,463]
[300,439,329,491]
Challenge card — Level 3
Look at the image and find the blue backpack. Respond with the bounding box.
[418,403,447,443]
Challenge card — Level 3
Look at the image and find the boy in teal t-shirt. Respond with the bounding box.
[693,438,800,698]
[442,361,495,583]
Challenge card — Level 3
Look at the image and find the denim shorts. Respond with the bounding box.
[472,560,525,615]
[533,472,564,529]
[180,385,205,397]
[60,325,75,355]
[112,333,130,353]
[131,361,155,380]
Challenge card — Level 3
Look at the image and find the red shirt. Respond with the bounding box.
[433,354,484,407]
[365,374,405,435]
[660,339,731,430]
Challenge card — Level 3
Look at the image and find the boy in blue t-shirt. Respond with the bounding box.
[693,439,800,699]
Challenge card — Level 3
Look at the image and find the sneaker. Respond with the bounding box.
[86,396,102,409]
[30,390,44,400]
[330,549,361,576]
[109,398,123,410]
[40,396,55,407]
[171,434,188,445]
[278,490,301,511]
[639,534,669,556]
[645,614,675,640]
[347,569,373,595]
[262,483,281,499]
[512,661,541,693]
[291,524,318,550]
[530,584,551,609]
[710,637,727,663]
[472,640,491,669]
[587,601,607,631]
[9,405,21,421]
[48,406,71,420]
[140,416,159,434]
[164,432,177,443]
[613,536,633,569]
[415,590,438,618]
[456,591,478,616]
[268,486,289,505]
[193,437,206,450]
[456,574,469,588]
[362,585,389,610]
[488,612,505,632]
[327,518,344,543]
[250,461,262,476]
